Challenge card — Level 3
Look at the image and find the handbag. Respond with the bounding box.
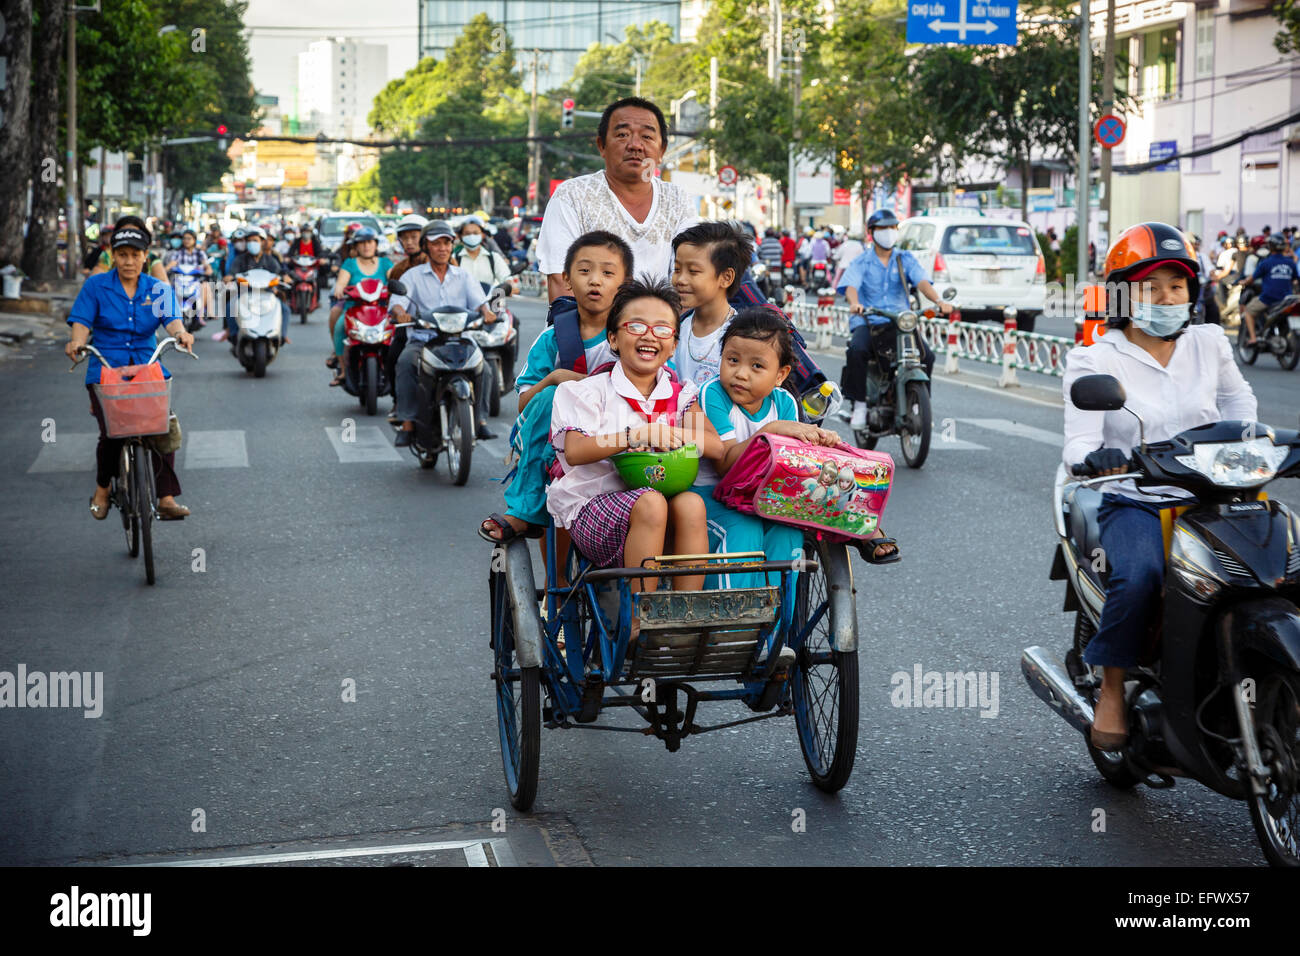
[146,413,183,455]
[713,434,894,541]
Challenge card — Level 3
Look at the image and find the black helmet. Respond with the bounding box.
[867,209,899,230]
[1268,233,1287,254]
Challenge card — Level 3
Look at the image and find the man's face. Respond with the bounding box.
[182,234,195,249]
[425,236,453,265]
[598,107,663,184]
[399,230,421,256]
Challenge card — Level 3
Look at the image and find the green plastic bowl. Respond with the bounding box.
[612,444,699,497]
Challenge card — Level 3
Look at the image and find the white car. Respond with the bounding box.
[897,209,1046,332]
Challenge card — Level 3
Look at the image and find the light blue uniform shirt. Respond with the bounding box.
[388,261,487,342]
[67,269,177,385]
[836,247,926,332]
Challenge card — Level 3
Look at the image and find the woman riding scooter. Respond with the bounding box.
[1061,222,1258,750]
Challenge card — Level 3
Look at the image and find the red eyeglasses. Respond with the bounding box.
[620,321,676,339]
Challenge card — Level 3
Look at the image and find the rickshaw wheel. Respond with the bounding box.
[491,563,540,811]
[791,535,859,793]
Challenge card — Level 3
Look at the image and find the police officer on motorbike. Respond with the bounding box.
[839,209,952,430]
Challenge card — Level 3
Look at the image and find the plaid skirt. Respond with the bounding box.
[569,487,654,567]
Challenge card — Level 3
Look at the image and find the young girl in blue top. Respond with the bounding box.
[695,309,840,588]
[328,228,394,385]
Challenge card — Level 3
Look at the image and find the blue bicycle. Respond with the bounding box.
[489,528,860,810]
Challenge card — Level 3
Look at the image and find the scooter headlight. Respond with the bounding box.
[896,310,919,332]
[354,325,383,344]
[1174,437,1288,488]
[1168,526,1225,600]
[434,311,469,334]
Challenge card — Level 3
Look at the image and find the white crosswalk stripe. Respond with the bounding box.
[26,433,99,474]
[956,418,1064,447]
[325,425,402,463]
[184,430,249,469]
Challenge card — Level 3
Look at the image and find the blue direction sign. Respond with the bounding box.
[906,0,1019,45]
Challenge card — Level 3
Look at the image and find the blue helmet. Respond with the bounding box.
[866,209,899,230]
[351,226,378,242]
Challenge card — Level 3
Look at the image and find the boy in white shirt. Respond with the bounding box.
[671,221,753,386]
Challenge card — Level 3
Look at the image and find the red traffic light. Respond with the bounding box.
[216,124,228,136]
[562,99,574,110]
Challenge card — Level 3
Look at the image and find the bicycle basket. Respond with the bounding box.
[94,364,171,438]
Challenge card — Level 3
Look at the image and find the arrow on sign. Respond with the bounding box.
[926,0,996,40]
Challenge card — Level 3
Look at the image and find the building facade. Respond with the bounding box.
[416,0,681,91]
[296,38,389,138]
[1102,0,1300,240]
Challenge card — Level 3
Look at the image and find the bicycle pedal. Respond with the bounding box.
[577,677,603,723]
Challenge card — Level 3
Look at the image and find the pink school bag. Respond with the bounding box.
[713,434,894,541]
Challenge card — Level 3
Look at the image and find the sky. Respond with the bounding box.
[244,0,420,108]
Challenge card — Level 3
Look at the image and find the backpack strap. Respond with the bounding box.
[549,297,587,374]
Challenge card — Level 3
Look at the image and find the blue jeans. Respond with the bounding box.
[1083,495,1166,669]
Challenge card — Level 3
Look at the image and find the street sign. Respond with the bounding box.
[526,182,537,200]
[509,195,523,208]
[1094,114,1125,149]
[1149,140,1178,172]
[906,0,1018,46]
[718,165,738,187]
[833,187,850,206]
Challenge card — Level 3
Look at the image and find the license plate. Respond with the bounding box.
[1289,315,1300,331]
[979,270,1000,285]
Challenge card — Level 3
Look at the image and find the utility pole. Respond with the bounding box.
[634,55,642,98]
[1099,0,1115,258]
[1075,0,1091,284]
[526,49,542,216]
[790,35,802,232]
[65,2,78,278]
[708,56,718,218]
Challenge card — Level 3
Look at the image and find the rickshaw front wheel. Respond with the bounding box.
[491,563,541,811]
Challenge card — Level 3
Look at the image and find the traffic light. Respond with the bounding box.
[562,99,574,129]
[216,123,228,150]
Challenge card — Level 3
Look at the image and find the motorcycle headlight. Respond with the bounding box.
[435,311,469,334]
[896,310,919,332]
[753,263,767,278]
[361,326,384,344]
[1174,438,1288,488]
[1168,526,1225,600]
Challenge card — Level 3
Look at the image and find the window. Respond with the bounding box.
[1139,26,1180,99]
[941,225,1037,256]
[1195,7,1214,79]
[1191,134,1212,172]
[898,223,935,252]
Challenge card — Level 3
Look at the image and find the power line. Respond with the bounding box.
[1112,107,1300,173]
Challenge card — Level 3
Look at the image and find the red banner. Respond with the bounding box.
[833,187,850,206]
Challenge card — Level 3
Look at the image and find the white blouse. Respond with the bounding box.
[1062,325,1258,500]
[548,363,700,528]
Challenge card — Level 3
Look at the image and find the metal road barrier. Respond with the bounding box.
[518,270,545,296]
[781,287,1076,387]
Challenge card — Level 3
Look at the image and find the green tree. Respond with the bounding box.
[336,166,383,211]
[1274,0,1300,53]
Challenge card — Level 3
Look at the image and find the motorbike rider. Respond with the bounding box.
[391,214,428,268]
[165,229,215,324]
[838,209,952,431]
[832,227,866,290]
[454,216,512,291]
[1235,232,1300,347]
[1061,222,1257,750]
[388,220,497,445]
[795,226,814,284]
[326,226,393,385]
[224,226,290,344]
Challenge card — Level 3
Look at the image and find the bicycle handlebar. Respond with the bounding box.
[70,336,197,372]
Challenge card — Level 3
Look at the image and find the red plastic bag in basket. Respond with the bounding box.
[96,363,170,437]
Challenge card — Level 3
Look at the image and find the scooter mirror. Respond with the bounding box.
[1070,374,1126,411]
[943,286,958,301]
[388,279,407,297]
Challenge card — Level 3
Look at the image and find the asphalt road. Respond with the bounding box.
[0,293,1296,867]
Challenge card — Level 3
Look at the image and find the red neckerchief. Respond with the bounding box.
[620,376,680,426]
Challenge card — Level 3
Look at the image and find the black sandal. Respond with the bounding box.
[478,512,543,544]
[859,533,900,565]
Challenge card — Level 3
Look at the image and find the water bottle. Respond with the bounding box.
[801,381,842,422]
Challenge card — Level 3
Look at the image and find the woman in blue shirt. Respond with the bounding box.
[65,220,196,521]
[326,226,394,385]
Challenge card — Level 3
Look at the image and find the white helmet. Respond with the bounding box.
[848,228,864,240]
[396,214,428,235]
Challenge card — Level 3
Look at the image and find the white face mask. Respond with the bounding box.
[873,229,898,250]
[462,234,483,249]
[247,240,262,256]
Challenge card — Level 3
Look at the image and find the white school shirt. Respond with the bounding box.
[1061,325,1257,502]
[535,171,697,281]
[673,307,735,387]
[548,363,700,529]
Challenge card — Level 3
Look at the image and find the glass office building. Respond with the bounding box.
[418,0,681,91]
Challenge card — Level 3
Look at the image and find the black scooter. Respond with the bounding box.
[1237,290,1300,370]
[395,305,486,486]
[1023,372,1300,866]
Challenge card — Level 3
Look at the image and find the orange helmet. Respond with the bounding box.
[1102,222,1199,327]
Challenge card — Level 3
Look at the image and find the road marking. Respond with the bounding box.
[27,432,99,474]
[825,422,987,451]
[325,425,402,463]
[956,418,1064,447]
[184,430,249,469]
[123,837,515,867]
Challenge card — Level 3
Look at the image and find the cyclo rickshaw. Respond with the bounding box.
[488,382,864,811]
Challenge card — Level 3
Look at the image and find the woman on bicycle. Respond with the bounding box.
[64,219,196,521]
